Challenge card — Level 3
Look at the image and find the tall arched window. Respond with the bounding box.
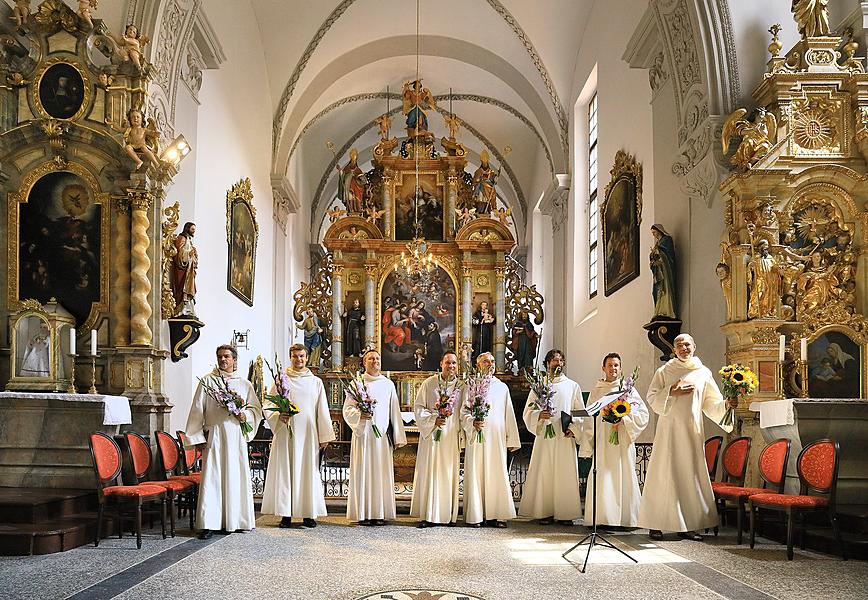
[588,93,598,298]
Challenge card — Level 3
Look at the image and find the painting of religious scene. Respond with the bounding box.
[228,198,257,305]
[395,174,444,241]
[602,171,640,296]
[807,330,862,399]
[18,171,101,326]
[381,266,456,371]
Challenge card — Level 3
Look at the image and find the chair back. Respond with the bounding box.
[758,438,791,493]
[124,431,153,482]
[89,431,123,488]
[797,439,840,502]
[721,436,752,486]
[705,436,723,480]
[155,431,182,477]
[176,430,200,473]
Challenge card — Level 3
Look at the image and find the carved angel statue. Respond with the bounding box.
[375,113,392,140]
[106,24,149,71]
[455,206,477,228]
[444,113,461,140]
[792,0,830,38]
[10,0,31,29]
[721,107,777,170]
[123,108,160,170]
[78,0,97,30]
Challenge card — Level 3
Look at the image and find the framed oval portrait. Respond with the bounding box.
[37,62,87,120]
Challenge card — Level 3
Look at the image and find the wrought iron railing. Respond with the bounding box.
[249,438,653,500]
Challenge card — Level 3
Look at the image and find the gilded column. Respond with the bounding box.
[461,265,472,345]
[331,265,344,369]
[382,169,394,239]
[731,246,750,322]
[129,190,153,346]
[364,263,377,349]
[494,265,507,371]
[112,198,131,346]
[446,168,458,239]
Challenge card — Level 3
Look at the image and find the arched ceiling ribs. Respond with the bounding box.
[273,34,566,177]
[309,106,526,233]
[289,92,554,175]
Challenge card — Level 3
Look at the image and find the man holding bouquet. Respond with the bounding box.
[185,345,262,539]
[638,333,732,541]
[412,351,462,528]
[580,353,648,528]
[519,349,584,525]
[261,344,335,529]
[343,349,407,525]
[461,352,520,528]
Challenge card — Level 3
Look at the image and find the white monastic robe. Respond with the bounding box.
[411,374,462,524]
[637,356,733,532]
[261,368,336,519]
[185,369,262,532]
[343,373,407,522]
[518,375,584,521]
[461,376,521,524]
[580,380,649,527]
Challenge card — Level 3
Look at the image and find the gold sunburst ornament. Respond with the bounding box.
[793,105,835,150]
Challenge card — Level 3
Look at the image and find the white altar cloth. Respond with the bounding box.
[0,391,132,425]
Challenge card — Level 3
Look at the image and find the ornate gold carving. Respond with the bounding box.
[129,191,153,212]
[468,228,500,242]
[33,0,78,34]
[129,197,152,346]
[31,58,92,123]
[347,272,362,286]
[504,261,544,373]
[753,327,781,345]
[160,201,180,320]
[337,227,369,240]
[462,266,472,279]
[721,108,777,170]
[225,178,258,244]
[494,267,507,280]
[112,199,131,346]
[476,274,490,288]
[292,253,334,365]
[791,97,838,152]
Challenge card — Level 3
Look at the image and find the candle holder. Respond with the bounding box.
[776,361,786,399]
[67,353,77,394]
[88,354,98,395]
[795,358,809,398]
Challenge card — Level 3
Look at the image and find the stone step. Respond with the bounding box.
[0,512,110,555]
[0,487,96,524]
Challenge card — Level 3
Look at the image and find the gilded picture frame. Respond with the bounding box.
[33,57,91,122]
[601,150,642,297]
[226,178,258,306]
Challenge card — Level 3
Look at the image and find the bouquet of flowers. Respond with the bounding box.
[264,355,301,438]
[464,370,492,444]
[198,369,254,437]
[525,367,558,439]
[433,375,460,442]
[344,371,380,438]
[600,365,640,445]
[718,364,758,428]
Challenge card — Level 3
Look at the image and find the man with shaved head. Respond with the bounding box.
[638,333,732,542]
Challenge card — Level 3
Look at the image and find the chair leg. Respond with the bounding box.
[786,509,794,560]
[799,512,806,550]
[829,511,847,561]
[189,491,195,530]
[136,502,143,549]
[118,507,123,539]
[168,492,175,538]
[95,503,104,547]
[748,502,756,549]
[736,499,743,545]
[161,497,167,540]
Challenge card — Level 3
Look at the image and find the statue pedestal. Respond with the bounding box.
[167,315,205,362]
[643,318,682,362]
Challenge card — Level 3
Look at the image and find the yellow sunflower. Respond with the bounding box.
[611,399,631,417]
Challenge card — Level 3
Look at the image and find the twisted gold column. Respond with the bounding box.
[112,199,131,346]
[129,192,153,346]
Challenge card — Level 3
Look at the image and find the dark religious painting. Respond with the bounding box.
[807,330,862,399]
[227,196,257,306]
[395,173,444,241]
[18,172,101,326]
[601,152,642,296]
[381,266,456,371]
[38,63,85,119]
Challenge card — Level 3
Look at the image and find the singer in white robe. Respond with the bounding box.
[461,354,521,526]
[343,350,407,524]
[185,346,262,535]
[580,354,649,528]
[411,352,463,526]
[261,346,335,525]
[519,350,584,523]
[638,334,732,537]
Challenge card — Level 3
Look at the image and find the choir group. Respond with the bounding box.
[184,333,730,541]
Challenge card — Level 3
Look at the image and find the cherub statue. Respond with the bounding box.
[444,113,461,140]
[109,24,149,71]
[492,206,512,226]
[721,107,777,171]
[792,0,830,38]
[375,113,392,140]
[10,0,30,29]
[78,0,97,31]
[123,108,159,170]
[327,206,347,223]
[455,205,477,228]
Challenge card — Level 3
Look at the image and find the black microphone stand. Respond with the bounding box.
[562,409,638,572]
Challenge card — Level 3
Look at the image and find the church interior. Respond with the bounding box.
[0,1,867,599]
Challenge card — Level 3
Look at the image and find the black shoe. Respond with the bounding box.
[649,529,664,541]
[538,517,554,525]
[358,519,372,526]
[678,531,703,541]
[557,519,574,526]
[370,519,386,526]
[278,517,292,528]
[468,522,482,528]
[494,521,507,528]
[197,529,213,540]
[417,520,432,529]
[302,518,317,528]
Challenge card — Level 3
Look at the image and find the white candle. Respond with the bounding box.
[91,330,98,356]
[69,328,76,355]
[778,335,786,362]
[800,338,808,361]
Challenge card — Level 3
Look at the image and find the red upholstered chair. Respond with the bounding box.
[748,439,846,561]
[176,430,202,484]
[714,438,791,544]
[705,436,724,481]
[88,432,167,549]
[124,431,193,537]
[711,436,752,491]
[155,431,199,529]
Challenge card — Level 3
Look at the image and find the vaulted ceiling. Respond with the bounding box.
[251,0,596,235]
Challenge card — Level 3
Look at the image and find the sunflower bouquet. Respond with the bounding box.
[600,365,639,445]
[718,364,758,428]
[264,354,301,438]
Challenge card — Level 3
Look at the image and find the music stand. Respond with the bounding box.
[561,403,638,573]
